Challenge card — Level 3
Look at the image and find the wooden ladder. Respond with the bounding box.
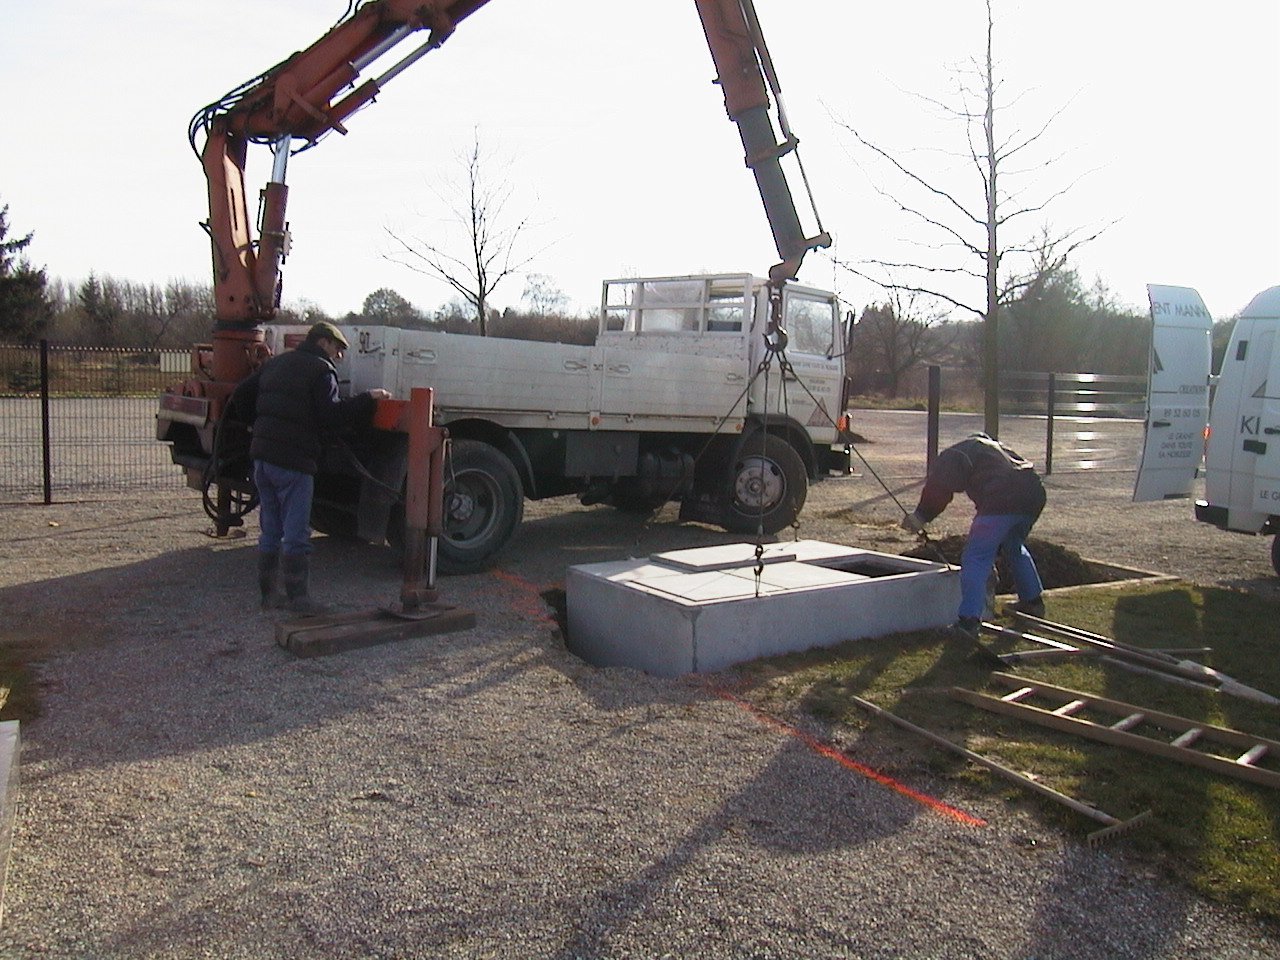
[951,672,1280,791]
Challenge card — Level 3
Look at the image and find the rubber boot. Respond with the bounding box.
[281,553,331,616]
[258,551,282,610]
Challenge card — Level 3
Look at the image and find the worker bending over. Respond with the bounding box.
[230,322,391,613]
[901,433,1047,639]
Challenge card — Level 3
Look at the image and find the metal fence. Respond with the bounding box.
[1000,370,1147,474]
[1,343,1151,502]
[0,342,190,502]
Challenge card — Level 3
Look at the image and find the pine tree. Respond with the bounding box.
[0,202,53,343]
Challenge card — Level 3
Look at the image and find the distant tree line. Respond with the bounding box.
[0,198,1240,395]
[343,276,595,345]
[0,201,596,349]
[844,265,1209,399]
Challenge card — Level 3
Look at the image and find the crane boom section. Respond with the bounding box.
[194,0,826,384]
[694,0,830,281]
[194,1,493,382]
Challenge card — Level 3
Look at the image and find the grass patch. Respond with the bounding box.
[737,581,1280,920]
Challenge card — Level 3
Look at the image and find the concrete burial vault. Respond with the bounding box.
[565,540,960,677]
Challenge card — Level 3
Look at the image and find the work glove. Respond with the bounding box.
[899,510,927,535]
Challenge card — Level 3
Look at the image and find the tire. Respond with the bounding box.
[719,434,807,535]
[436,439,524,575]
[1271,534,1279,578]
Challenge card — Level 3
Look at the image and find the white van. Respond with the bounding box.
[1135,284,1280,576]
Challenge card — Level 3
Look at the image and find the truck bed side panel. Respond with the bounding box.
[394,331,595,430]
[597,339,749,430]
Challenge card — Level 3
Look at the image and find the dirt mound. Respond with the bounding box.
[902,535,1098,591]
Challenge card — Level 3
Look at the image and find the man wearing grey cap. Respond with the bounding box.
[230,322,391,613]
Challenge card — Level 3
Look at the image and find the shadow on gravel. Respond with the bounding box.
[545,742,926,960]
[0,536,477,770]
[506,500,746,569]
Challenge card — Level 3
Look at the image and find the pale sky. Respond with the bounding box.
[2,1,1277,324]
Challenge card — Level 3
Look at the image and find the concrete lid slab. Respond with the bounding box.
[649,542,798,572]
[648,539,868,573]
[623,559,869,604]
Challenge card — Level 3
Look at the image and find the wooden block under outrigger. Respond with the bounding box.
[276,605,476,658]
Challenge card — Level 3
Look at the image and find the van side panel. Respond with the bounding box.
[1206,318,1274,532]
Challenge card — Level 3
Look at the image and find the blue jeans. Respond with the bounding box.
[254,461,314,557]
[958,513,1043,620]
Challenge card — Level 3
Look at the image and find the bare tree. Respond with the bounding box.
[385,132,542,337]
[521,272,568,317]
[835,0,1109,436]
[131,280,214,350]
[849,287,953,398]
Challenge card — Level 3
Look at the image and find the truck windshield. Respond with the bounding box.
[784,293,836,356]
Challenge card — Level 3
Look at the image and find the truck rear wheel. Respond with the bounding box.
[1271,534,1279,577]
[720,434,807,535]
[429,439,525,575]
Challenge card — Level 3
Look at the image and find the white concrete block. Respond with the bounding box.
[0,720,19,928]
[566,540,960,677]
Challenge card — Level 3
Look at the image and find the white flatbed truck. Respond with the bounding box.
[162,273,853,573]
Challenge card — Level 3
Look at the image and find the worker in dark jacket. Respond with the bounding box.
[901,433,1046,639]
[229,322,390,613]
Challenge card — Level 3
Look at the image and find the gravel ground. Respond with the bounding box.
[0,410,1277,959]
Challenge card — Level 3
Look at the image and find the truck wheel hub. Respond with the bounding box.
[447,491,476,523]
[735,457,782,507]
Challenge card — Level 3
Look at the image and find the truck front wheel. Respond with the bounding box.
[720,434,807,535]
[437,439,524,575]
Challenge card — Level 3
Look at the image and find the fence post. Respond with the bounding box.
[1044,372,1055,477]
[40,339,52,504]
[926,365,940,471]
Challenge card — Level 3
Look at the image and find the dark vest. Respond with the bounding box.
[232,342,374,475]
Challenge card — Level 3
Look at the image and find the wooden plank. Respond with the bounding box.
[844,693,1137,830]
[1099,657,1222,693]
[1014,616,1280,704]
[981,623,1080,653]
[998,649,1084,666]
[1016,613,1181,663]
[952,687,1280,791]
[276,606,476,658]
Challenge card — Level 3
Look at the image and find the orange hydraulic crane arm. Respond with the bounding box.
[192,0,493,382]
[192,0,826,384]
